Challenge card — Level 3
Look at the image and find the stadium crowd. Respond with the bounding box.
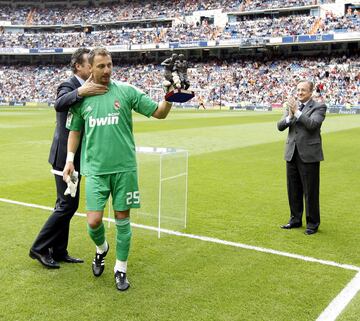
[0,56,358,107]
[0,0,240,25]
[0,14,358,49]
[319,11,360,33]
[0,0,338,25]
[241,0,335,11]
[226,15,316,38]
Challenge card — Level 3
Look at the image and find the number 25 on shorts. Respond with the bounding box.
[126,191,140,205]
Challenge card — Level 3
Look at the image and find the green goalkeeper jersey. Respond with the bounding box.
[66,80,158,176]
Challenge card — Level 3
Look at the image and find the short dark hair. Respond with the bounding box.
[70,48,90,73]
[88,47,112,65]
[298,80,314,92]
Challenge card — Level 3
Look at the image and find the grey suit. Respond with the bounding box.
[31,76,83,259]
[277,99,327,230]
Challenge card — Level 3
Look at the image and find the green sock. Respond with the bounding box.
[115,218,132,261]
[87,222,105,246]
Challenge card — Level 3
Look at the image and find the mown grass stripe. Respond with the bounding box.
[1,197,359,272]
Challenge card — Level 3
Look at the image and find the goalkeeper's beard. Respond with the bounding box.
[100,75,110,86]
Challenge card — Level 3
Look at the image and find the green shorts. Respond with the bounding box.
[85,171,140,211]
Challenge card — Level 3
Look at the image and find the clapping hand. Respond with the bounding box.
[287,96,298,117]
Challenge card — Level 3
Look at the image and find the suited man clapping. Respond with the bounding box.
[277,80,327,235]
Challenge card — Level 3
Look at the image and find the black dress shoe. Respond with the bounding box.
[29,249,60,269]
[55,254,84,263]
[304,228,318,235]
[281,222,302,229]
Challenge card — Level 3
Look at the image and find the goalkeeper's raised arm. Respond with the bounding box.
[152,100,173,119]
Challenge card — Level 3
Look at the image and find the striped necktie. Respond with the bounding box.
[299,103,305,111]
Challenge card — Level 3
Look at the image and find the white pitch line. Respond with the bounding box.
[2,197,360,320]
[316,271,360,321]
[160,172,187,182]
[1,197,359,273]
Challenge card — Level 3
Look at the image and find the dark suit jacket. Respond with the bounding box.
[48,76,83,170]
[277,99,327,163]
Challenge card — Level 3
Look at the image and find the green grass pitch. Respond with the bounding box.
[0,107,360,321]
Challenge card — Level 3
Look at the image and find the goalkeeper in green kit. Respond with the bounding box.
[63,47,173,291]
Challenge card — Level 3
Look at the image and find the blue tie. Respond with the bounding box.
[299,103,305,111]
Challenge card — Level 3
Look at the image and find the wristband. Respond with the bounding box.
[66,152,75,162]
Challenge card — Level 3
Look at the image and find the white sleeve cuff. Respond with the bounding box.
[285,116,291,123]
[66,152,75,162]
[294,110,302,119]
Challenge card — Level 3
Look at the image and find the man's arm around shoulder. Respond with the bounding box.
[54,76,108,113]
[54,81,81,113]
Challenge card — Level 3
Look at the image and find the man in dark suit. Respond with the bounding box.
[29,48,108,268]
[277,80,327,235]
